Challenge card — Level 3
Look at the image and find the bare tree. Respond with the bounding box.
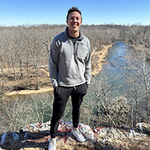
[123,45,150,123]
[0,93,53,133]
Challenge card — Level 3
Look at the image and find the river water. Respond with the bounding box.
[94,41,133,100]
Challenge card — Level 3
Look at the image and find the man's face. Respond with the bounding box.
[66,11,82,33]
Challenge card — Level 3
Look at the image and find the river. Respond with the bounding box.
[94,41,150,120]
[93,41,133,100]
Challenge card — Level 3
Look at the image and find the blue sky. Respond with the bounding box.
[0,0,150,26]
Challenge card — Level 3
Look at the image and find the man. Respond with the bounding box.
[48,7,91,150]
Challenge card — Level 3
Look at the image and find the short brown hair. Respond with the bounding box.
[66,7,82,20]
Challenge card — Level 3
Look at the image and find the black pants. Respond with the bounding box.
[50,82,88,138]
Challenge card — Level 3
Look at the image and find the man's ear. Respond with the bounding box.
[66,20,68,25]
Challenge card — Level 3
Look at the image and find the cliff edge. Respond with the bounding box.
[0,121,150,150]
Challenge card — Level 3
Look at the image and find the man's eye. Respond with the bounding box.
[70,17,80,21]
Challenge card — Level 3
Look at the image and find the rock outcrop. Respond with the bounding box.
[0,121,150,150]
[136,122,150,135]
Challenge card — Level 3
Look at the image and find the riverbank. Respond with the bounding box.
[5,86,53,96]
[91,44,112,75]
[5,44,112,96]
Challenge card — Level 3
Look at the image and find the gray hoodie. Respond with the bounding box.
[49,27,91,88]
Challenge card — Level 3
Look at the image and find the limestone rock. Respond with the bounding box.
[0,121,150,150]
[0,131,21,149]
[136,123,150,135]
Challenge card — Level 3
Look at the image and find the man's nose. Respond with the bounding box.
[72,18,77,22]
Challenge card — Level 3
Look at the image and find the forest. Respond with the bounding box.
[0,24,150,133]
[0,24,150,93]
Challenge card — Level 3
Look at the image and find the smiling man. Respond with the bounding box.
[48,7,91,150]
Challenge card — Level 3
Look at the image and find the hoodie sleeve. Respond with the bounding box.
[84,39,91,85]
[49,39,61,88]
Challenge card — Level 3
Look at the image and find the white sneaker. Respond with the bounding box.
[71,128,85,142]
[48,138,56,150]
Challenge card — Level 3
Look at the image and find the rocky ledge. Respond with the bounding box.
[0,121,150,150]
